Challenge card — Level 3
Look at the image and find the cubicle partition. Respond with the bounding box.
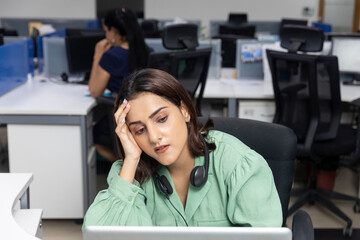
[235,39,276,80]
[145,38,222,79]
[0,38,34,96]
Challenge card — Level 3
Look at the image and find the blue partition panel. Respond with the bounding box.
[312,22,332,33]
[0,40,33,96]
[37,28,67,73]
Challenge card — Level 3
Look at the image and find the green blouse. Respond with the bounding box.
[83,130,282,228]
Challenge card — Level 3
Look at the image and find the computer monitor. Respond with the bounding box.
[331,37,360,83]
[0,28,18,36]
[219,24,256,38]
[280,19,308,28]
[66,28,105,37]
[65,34,105,75]
[83,226,292,240]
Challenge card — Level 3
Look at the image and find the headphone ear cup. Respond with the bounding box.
[190,166,207,187]
[156,175,173,195]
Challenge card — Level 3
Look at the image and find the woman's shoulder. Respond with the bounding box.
[207,130,268,174]
[103,47,129,59]
[207,130,248,151]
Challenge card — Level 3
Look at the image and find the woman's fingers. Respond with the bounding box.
[114,99,130,127]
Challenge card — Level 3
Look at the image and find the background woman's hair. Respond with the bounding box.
[104,8,149,72]
[114,68,215,184]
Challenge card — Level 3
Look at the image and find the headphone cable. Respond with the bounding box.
[165,195,189,227]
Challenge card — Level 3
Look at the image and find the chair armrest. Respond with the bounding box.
[281,83,306,95]
[350,97,360,108]
[96,96,116,106]
[292,210,314,240]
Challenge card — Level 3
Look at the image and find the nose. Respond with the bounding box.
[147,124,162,144]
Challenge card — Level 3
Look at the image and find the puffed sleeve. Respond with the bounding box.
[82,160,153,228]
[226,147,283,227]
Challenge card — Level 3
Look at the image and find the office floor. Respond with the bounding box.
[39,164,360,240]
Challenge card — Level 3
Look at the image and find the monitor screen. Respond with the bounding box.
[331,37,360,74]
[65,34,105,74]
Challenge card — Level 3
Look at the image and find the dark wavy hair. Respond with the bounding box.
[103,8,149,72]
[114,68,215,185]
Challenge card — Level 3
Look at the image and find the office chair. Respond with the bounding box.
[266,25,360,236]
[228,13,248,25]
[198,117,313,240]
[147,23,212,116]
[141,19,161,38]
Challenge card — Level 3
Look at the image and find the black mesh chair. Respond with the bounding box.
[266,25,360,236]
[198,117,314,240]
[147,23,211,116]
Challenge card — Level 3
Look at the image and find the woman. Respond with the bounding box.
[83,69,282,227]
[90,8,150,162]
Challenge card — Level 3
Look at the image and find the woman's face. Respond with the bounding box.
[104,25,118,45]
[125,92,192,167]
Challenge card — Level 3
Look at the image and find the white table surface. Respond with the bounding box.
[0,173,40,240]
[204,78,360,103]
[0,76,96,115]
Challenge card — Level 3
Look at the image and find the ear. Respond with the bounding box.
[180,101,191,122]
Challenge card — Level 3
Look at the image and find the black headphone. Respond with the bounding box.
[153,133,210,197]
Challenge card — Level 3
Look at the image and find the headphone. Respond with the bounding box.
[153,133,209,195]
[153,134,209,226]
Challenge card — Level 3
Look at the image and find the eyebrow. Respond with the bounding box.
[128,106,168,127]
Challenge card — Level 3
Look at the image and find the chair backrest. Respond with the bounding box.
[266,25,342,156]
[141,19,161,38]
[198,117,297,227]
[147,24,212,115]
[228,13,248,25]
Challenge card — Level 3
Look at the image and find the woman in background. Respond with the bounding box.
[89,8,150,162]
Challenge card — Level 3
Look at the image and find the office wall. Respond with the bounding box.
[0,0,96,19]
[145,0,319,36]
[324,0,354,32]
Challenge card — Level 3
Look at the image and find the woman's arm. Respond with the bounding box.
[226,148,283,227]
[88,39,111,98]
[82,161,153,228]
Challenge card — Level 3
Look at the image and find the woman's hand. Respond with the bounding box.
[114,99,142,182]
[94,39,112,59]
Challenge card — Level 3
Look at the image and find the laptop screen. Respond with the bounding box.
[83,226,292,240]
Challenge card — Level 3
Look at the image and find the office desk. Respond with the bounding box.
[0,173,42,239]
[0,77,97,219]
[203,78,360,117]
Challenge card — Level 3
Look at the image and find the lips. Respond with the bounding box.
[155,145,169,154]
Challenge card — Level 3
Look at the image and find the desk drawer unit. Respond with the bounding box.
[238,100,275,122]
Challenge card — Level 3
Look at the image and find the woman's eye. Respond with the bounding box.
[135,128,145,135]
[158,116,168,123]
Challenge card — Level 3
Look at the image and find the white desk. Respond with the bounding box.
[0,77,98,219]
[0,173,42,239]
[203,78,360,117]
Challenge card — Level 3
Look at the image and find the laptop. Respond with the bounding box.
[83,226,292,240]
